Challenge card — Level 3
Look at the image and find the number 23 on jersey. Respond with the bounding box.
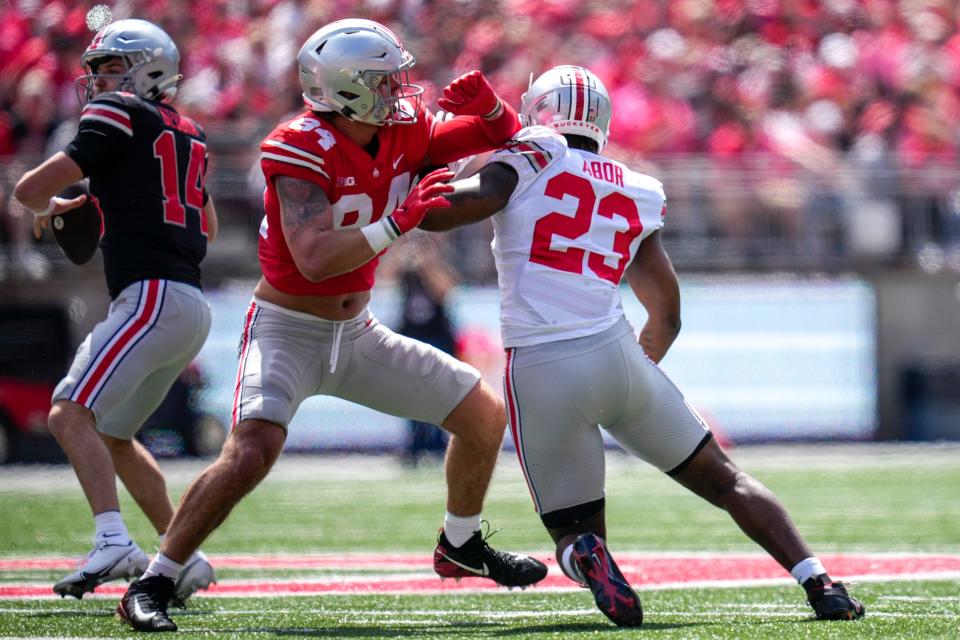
[529,171,644,284]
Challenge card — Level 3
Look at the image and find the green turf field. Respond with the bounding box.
[1,443,958,638]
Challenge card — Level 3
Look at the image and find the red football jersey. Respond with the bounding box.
[258,102,435,295]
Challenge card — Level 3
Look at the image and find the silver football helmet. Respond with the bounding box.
[297,19,423,126]
[520,65,612,151]
[77,19,182,103]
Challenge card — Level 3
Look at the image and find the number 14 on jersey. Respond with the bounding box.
[153,130,208,235]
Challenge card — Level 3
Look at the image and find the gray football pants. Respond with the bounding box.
[504,317,711,515]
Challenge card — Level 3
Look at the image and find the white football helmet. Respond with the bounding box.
[76,19,182,103]
[297,19,423,126]
[520,65,612,151]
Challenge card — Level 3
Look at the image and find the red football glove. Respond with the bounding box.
[387,168,455,235]
[438,70,502,118]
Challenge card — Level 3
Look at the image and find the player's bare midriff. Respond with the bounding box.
[253,277,371,321]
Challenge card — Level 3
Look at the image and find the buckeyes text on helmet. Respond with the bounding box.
[520,65,612,151]
[77,19,182,103]
[297,19,424,126]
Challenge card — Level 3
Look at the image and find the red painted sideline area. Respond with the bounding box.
[2,552,959,599]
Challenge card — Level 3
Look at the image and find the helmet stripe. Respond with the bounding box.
[90,29,106,50]
[573,70,586,121]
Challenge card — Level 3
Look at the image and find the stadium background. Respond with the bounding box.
[1,3,959,638]
[1,0,959,453]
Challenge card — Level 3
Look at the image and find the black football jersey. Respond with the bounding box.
[65,92,210,298]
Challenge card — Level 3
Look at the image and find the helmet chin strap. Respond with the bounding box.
[303,96,335,112]
[152,74,182,101]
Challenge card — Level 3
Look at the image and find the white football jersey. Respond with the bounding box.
[484,126,666,347]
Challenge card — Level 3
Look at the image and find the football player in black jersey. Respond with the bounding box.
[13,19,219,605]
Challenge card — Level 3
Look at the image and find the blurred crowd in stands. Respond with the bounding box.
[1,0,959,281]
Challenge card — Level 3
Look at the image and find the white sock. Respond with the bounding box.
[93,510,129,542]
[443,512,481,547]
[560,543,586,586]
[143,553,184,581]
[790,557,827,585]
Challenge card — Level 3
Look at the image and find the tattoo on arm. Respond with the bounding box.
[276,176,331,233]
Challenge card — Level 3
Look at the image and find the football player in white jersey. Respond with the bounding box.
[420,65,865,626]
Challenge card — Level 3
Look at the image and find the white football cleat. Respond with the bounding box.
[53,538,149,599]
[174,550,216,601]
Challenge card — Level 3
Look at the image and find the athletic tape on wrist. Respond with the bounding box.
[360,216,399,253]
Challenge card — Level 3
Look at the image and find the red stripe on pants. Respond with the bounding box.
[231,302,258,428]
[75,280,160,406]
[504,348,538,509]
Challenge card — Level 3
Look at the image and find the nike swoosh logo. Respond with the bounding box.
[441,553,490,576]
[78,547,132,581]
[392,154,404,170]
[133,597,158,621]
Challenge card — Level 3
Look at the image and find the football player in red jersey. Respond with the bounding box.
[118,19,547,632]
[14,19,217,606]
[420,65,865,626]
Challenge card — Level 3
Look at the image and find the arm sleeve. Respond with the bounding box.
[427,101,521,164]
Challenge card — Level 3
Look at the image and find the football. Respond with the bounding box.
[51,182,102,265]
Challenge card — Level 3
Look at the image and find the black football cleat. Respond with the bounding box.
[572,533,643,627]
[117,576,179,632]
[804,575,865,620]
[433,525,547,587]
